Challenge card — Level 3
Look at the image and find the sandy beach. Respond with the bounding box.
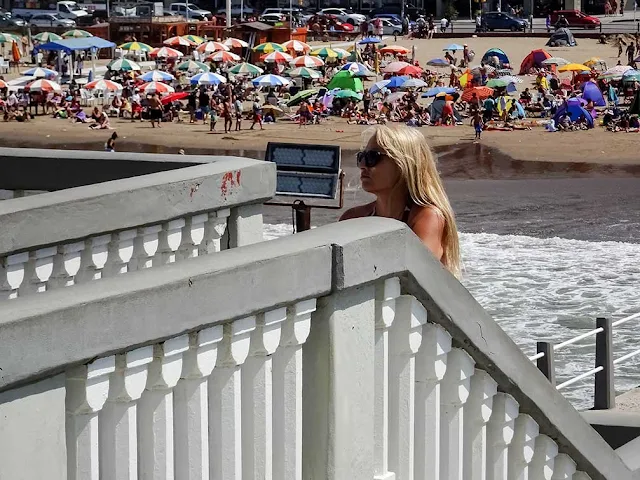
[2,35,639,165]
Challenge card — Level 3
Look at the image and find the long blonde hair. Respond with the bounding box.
[372,125,461,277]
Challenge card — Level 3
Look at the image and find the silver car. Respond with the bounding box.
[29,13,76,27]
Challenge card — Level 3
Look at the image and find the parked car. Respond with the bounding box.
[169,3,211,20]
[29,12,75,27]
[481,11,527,31]
[0,12,26,26]
[317,7,366,25]
[259,12,286,24]
[550,10,600,28]
[368,17,402,36]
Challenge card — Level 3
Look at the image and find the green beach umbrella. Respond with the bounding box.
[0,32,21,43]
[62,29,93,38]
[229,62,263,76]
[334,89,362,100]
[119,41,153,52]
[252,42,284,53]
[310,47,338,59]
[176,60,210,72]
[107,58,141,71]
[326,70,363,92]
[486,78,510,88]
[286,89,318,106]
[181,34,205,45]
[33,32,62,42]
[287,67,322,79]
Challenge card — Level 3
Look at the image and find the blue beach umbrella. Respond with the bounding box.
[385,76,408,88]
[23,67,58,78]
[252,74,291,87]
[341,62,375,77]
[443,43,464,51]
[190,72,227,85]
[370,79,391,94]
[426,58,450,67]
[421,86,456,98]
[358,37,381,44]
[140,70,175,82]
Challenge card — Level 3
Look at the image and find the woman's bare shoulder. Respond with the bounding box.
[339,202,376,221]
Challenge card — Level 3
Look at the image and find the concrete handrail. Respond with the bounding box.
[0,218,632,480]
[0,156,275,257]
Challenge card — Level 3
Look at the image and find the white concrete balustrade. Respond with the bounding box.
[0,209,236,301]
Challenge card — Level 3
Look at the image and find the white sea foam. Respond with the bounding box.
[263,223,640,409]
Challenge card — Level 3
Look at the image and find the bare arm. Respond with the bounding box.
[409,207,445,261]
[339,202,375,221]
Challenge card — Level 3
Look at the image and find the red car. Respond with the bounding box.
[550,10,601,29]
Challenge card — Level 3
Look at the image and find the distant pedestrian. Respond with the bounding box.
[105,132,117,152]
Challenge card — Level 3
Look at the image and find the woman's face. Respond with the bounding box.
[359,135,402,194]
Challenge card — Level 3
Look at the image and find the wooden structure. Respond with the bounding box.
[231,21,308,63]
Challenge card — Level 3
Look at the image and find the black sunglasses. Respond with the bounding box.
[356,150,384,168]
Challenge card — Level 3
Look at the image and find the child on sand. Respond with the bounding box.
[471,111,483,140]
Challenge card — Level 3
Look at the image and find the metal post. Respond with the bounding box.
[593,317,615,410]
[536,342,556,386]
[292,200,311,232]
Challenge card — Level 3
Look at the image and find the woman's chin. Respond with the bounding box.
[360,180,374,192]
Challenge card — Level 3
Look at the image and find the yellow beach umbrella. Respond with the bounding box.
[558,63,591,72]
[584,57,601,66]
[310,47,338,58]
[252,42,284,53]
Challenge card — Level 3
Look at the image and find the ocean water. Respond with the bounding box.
[263,223,640,410]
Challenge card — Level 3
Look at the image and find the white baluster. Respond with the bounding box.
[107,229,138,276]
[28,246,57,293]
[487,393,520,480]
[202,209,230,254]
[174,326,224,480]
[179,213,209,259]
[1,252,29,299]
[79,235,111,281]
[573,472,591,480]
[529,435,559,480]
[158,218,186,265]
[50,242,85,288]
[243,307,287,480]
[463,369,498,480]
[66,356,116,480]
[210,316,256,480]
[273,299,315,480]
[100,346,154,480]
[440,348,475,480]
[388,295,426,480]
[138,335,189,480]
[374,277,400,480]
[134,225,162,270]
[415,323,451,480]
[508,414,540,480]
[551,454,576,480]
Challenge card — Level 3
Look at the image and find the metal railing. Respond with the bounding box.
[528,312,640,409]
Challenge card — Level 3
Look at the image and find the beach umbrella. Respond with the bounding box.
[33,32,62,42]
[379,45,411,55]
[290,55,324,67]
[252,74,291,87]
[190,72,227,85]
[422,86,456,98]
[461,86,493,102]
[176,60,210,72]
[228,62,263,76]
[282,39,311,54]
[499,75,522,84]
[197,41,229,53]
[22,67,57,78]
[161,91,189,104]
[310,47,338,58]
[0,33,20,43]
[119,41,153,52]
[223,37,249,49]
[253,42,284,53]
[398,64,422,76]
[25,79,61,92]
[262,51,293,63]
[541,57,569,66]
[333,89,362,100]
[370,79,391,94]
[149,47,183,59]
[182,34,204,45]
[333,48,350,59]
[107,58,141,71]
[622,69,640,82]
[558,63,591,73]
[486,78,510,88]
[383,61,410,73]
[341,62,374,77]
[62,29,92,38]
[206,50,241,62]
[85,79,123,91]
[326,70,363,91]
[139,70,175,82]
[358,37,381,44]
[164,36,196,47]
[401,78,428,89]
[139,81,175,94]
[287,66,322,79]
[443,43,464,51]
[470,64,496,74]
[286,89,317,106]
[384,76,408,88]
[426,58,450,68]
[604,65,632,75]
[386,91,407,104]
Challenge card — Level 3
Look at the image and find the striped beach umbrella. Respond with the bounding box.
[107,58,141,71]
[252,74,291,87]
[182,34,205,45]
[253,42,284,53]
[139,81,175,94]
[190,72,227,85]
[139,70,175,82]
[176,60,210,72]
[341,62,374,77]
[287,67,322,79]
[85,79,123,91]
[197,41,230,53]
[149,47,183,59]
[541,57,569,66]
[261,51,293,63]
[223,37,249,49]
[62,29,92,38]
[206,50,241,63]
[26,79,62,92]
[310,47,338,59]
[33,31,62,42]
[164,36,196,47]
[119,41,153,52]
[290,55,324,68]
[0,32,21,43]
[498,75,523,84]
[281,39,311,54]
[22,66,57,78]
[333,47,350,59]
[228,62,263,76]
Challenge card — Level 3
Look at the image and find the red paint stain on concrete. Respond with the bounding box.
[221,170,242,199]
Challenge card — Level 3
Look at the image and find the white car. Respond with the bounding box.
[368,17,402,36]
[29,13,75,27]
[318,7,366,25]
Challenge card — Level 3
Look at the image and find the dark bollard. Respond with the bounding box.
[594,317,615,410]
[536,341,556,386]
[292,200,311,233]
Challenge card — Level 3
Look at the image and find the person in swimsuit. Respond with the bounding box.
[148,93,163,128]
[339,125,461,277]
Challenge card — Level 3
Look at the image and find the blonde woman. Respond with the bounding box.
[340,125,461,277]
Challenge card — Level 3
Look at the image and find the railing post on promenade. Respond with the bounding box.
[593,317,615,410]
[536,342,556,386]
